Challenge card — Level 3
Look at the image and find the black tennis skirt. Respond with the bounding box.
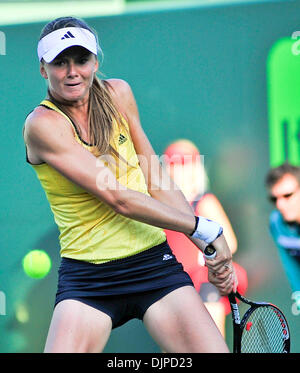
[54,241,194,327]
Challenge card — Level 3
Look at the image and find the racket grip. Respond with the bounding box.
[203,245,216,260]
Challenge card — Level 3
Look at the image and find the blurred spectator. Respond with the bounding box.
[265,163,300,294]
[163,139,248,336]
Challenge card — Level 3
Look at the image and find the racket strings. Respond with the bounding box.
[240,306,288,353]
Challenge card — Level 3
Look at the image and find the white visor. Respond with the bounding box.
[37,27,98,63]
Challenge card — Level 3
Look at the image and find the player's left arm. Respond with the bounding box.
[196,193,238,254]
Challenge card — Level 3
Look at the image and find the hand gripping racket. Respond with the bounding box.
[203,246,291,353]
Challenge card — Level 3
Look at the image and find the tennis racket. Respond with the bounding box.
[203,246,291,353]
[228,291,290,353]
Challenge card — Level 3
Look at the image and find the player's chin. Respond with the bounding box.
[63,85,87,100]
[64,92,85,101]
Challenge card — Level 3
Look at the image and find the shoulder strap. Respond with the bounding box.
[39,99,93,147]
[39,99,74,126]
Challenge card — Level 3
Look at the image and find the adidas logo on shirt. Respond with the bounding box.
[61,31,75,40]
[119,134,127,145]
[163,254,173,261]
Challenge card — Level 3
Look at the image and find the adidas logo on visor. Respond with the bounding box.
[61,31,75,40]
[37,27,98,63]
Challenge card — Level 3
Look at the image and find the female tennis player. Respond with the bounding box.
[23,16,236,353]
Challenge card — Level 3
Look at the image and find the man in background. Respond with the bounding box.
[265,163,300,296]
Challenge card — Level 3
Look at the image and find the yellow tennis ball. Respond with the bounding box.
[22,250,52,279]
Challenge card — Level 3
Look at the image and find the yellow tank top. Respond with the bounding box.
[28,100,166,263]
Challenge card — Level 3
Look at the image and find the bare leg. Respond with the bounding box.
[44,299,112,353]
[143,286,229,353]
[204,302,226,337]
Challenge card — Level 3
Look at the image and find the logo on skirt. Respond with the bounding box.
[163,254,173,261]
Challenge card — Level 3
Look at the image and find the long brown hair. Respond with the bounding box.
[40,16,125,156]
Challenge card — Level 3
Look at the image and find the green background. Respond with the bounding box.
[0,0,299,352]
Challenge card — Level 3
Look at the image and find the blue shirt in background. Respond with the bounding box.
[269,210,300,293]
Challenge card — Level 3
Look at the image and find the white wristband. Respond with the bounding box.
[191,216,223,244]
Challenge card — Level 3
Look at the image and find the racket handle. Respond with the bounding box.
[203,245,216,260]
